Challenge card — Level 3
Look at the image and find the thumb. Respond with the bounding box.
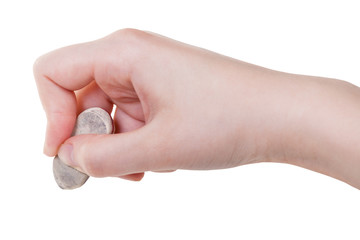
[58,125,168,177]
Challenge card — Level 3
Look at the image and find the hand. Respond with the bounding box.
[34,29,360,188]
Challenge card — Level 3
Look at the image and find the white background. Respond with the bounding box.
[1,0,359,239]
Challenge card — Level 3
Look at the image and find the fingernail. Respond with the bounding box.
[43,142,50,156]
[58,144,75,167]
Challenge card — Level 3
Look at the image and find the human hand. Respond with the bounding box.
[34,29,360,188]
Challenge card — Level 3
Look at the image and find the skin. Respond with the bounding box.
[34,29,360,189]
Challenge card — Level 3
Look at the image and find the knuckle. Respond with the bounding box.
[103,28,152,56]
[94,28,153,84]
[33,52,53,79]
[33,55,46,76]
[109,28,149,42]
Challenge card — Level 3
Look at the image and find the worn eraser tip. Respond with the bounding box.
[53,107,113,190]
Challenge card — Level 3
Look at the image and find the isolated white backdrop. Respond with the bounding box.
[0,0,359,239]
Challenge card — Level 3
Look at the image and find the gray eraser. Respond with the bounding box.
[53,107,113,190]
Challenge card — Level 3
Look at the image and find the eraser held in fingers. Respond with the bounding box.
[53,107,113,190]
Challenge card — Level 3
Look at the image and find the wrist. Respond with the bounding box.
[269,74,360,188]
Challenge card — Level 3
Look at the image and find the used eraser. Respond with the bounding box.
[53,107,113,190]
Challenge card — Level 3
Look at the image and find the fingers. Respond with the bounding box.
[34,29,147,156]
[74,85,148,180]
[57,123,174,177]
[75,81,114,115]
[113,107,146,179]
[113,107,145,133]
[34,43,98,156]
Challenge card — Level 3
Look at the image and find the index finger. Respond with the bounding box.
[34,42,97,156]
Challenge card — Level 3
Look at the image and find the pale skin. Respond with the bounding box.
[34,29,360,189]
